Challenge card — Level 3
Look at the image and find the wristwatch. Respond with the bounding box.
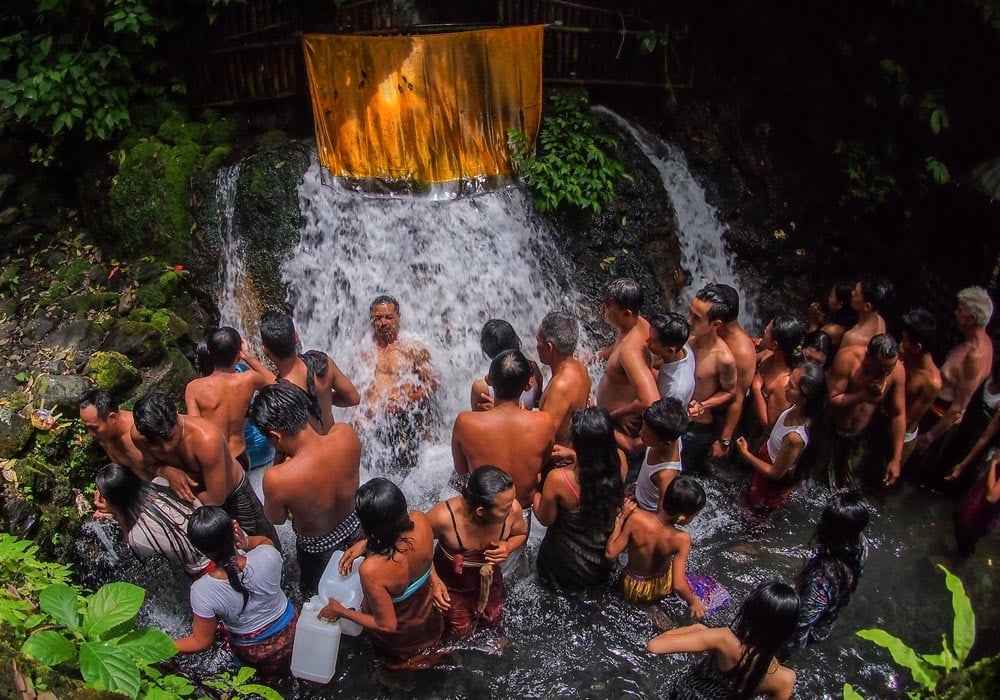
[718,437,732,447]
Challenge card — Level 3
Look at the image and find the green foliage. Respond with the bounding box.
[853,565,976,698]
[0,534,72,636]
[509,89,631,215]
[203,666,284,700]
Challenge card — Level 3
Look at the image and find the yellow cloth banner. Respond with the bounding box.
[302,26,543,183]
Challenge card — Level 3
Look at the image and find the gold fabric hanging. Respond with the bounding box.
[302,26,543,183]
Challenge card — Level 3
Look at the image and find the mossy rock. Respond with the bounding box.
[0,261,22,292]
[48,282,70,300]
[134,269,184,309]
[85,351,139,393]
[259,129,289,150]
[158,113,207,145]
[34,374,93,413]
[103,321,166,367]
[129,97,184,133]
[0,408,32,458]
[54,258,91,284]
[129,307,190,342]
[202,144,233,171]
[203,114,241,146]
[109,138,202,262]
[137,347,195,404]
[58,291,119,317]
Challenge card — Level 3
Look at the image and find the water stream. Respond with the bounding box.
[98,118,1000,698]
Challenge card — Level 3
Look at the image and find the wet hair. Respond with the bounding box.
[770,315,805,367]
[858,275,894,312]
[957,286,994,328]
[370,295,400,314]
[489,349,532,401]
[79,388,117,420]
[356,478,414,558]
[249,383,313,438]
[538,311,579,355]
[298,350,330,423]
[133,393,179,444]
[648,312,689,349]
[570,408,624,531]
[803,330,832,368]
[729,581,800,698]
[796,362,828,423]
[867,333,899,360]
[603,278,643,314]
[711,284,741,323]
[828,281,858,328]
[188,506,250,611]
[194,338,215,377]
[642,397,689,443]
[662,476,706,520]
[900,308,937,354]
[259,311,296,359]
[695,285,733,323]
[792,491,870,647]
[96,463,203,567]
[463,466,514,515]
[208,326,242,368]
[480,319,521,359]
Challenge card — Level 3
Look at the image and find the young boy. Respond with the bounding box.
[633,398,689,515]
[606,476,707,615]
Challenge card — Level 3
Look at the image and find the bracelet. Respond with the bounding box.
[718,437,732,447]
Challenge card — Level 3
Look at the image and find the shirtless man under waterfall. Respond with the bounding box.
[536,311,591,463]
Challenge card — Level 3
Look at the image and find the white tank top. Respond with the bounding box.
[984,381,1000,411]
[766,407,810,464]
[656,344,696,407]
[635,446,683,512]
[487,381,540,409]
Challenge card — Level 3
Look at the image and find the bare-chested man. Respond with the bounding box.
[712,284,757,463]
[131,392,278,543]
[826,334,906,488]
[185,327,274,470]
[682,285,737,473]
[361,294,439,474]
[595,278,660,461]
[78,388,153,480]
[536,311,591,453]
[249,383,361,597]
[914,287,994,475]
[259,311,359,435]
[897,309,942,466]
[452,349,554,575]
[839,276,892,350]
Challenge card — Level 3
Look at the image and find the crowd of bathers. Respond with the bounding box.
[76,277,999,698]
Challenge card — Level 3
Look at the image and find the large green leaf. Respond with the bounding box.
[938,564,975,664]
[84,582,144,639]
[240,684,284,700]
[21,630,76,667]
[843,683,864,700]
[857,628,940,690]
[116,627,177,664]
[80,639,142,698]
[39,583,80,630]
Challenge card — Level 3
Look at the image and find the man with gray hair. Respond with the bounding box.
[915,287,995,476]
[536,311,592,452]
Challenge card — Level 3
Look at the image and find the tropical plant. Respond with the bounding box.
[509,89,631,215]
[202,666,284,700]
[0,533,72,636]
[845,565,975,699]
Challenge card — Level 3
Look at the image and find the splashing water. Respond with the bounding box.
[215,163,265,345]
[595,107,759,329]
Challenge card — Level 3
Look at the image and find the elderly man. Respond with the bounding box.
[536,311,591,452]
[914,287,994,477]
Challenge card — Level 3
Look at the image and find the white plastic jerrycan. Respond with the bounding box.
[317,549,366,637]
[290,596,341,684]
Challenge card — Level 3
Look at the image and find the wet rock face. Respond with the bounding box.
[34,374,94,413]
[0,408,32,458]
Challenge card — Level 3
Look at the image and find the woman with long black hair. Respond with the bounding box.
[533,407,625,590]
[649,581,799,699]
[174,506,296,676]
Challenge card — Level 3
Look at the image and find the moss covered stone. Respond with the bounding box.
[128,307,190,342]
[54,258,91,284]
[84,351,139,393]
[134,269,183,309]
[57,291,118,317]
[0,408,32,458]
[136,347,195,405]
[202,144,232,171]
[203,114,240,146]
[158,114,207,145]
[103,320,166,367]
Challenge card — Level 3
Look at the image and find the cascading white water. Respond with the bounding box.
[595,107,759,329]
[282,159,580,506]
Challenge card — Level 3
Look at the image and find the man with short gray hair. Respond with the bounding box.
[536,312,591,451]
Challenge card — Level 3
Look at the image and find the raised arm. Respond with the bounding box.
[240,340,276,386]
[605,500,637,560]
[327,356,361,408]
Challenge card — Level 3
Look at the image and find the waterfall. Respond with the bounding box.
[594,107,759,329]
[282,159,580,505]
[214,163,264,344]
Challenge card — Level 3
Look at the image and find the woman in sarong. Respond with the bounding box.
[175,507,296,677]
[534,407,624,591]
[426,466,527,638]
[320,478,446,669]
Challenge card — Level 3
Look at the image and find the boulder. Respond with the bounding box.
[103,320,166,367]
[23,317,55,342]
[84,351,139,394]
[57,292,119,317]
[34,374,93,412]
[0,407,32,457]
[41,320,99,351]
[136,347,195,404]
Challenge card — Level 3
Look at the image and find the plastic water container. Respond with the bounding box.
[318,550,366,637]
[290,596,341,684]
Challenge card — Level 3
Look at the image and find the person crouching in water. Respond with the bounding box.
[606,476,707,615]
[426,466,527,638]
[648,581,799,700]
[788,490,870,651]
[319,478,447,670]
[736,362,827,512]
[94,463,212,578]
[174,507,296,677]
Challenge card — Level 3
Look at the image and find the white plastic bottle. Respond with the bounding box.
[318,550,366,637]
[290,596,342,684]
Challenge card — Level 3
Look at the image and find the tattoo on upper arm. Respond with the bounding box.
[721,361,737,389]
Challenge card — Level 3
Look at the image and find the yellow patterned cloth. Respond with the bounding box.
[621,564,673,605]
[303,26,544,182]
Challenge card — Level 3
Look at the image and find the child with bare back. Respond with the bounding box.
[606,476,707,616]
